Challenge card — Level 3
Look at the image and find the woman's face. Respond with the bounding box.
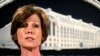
[16,14,42,49]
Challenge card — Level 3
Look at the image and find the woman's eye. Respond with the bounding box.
[20,23,27,28]
[33,24,39,28]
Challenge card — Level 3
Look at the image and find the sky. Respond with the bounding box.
[0,0,100,28]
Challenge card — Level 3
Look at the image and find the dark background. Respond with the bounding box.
[0,0,100,28]
[0,0,100,56]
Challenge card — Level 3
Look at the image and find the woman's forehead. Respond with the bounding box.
[25,14,40,22]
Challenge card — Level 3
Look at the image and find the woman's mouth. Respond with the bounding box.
[25,37,34,41]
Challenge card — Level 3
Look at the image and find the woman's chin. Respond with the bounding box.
[22,44,39,49]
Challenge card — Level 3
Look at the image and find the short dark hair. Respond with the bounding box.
[11,4,50,48]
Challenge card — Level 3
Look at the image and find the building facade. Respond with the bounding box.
[41,8,100,50]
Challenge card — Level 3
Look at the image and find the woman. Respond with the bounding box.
[11,4,50,56]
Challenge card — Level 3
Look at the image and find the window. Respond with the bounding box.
[61,44,63,47]
[67,27,69,38]
[64,27,66,37]
[49,15,54,19]
[49,38,51,41]
[64,44,66,47]
[53,22,55,36]
[45,43,47,47]
[80,42,83,47]
[57,26,59,37]
[49,43,52,47]
[48,21,51,35]
[54,43,57,47]
[61,26,63,37]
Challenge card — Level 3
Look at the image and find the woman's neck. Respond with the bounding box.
[20,47,41,56]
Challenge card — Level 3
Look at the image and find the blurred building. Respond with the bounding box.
[41,8,100,50]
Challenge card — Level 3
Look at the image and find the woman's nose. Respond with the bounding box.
[25,27,34,34]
